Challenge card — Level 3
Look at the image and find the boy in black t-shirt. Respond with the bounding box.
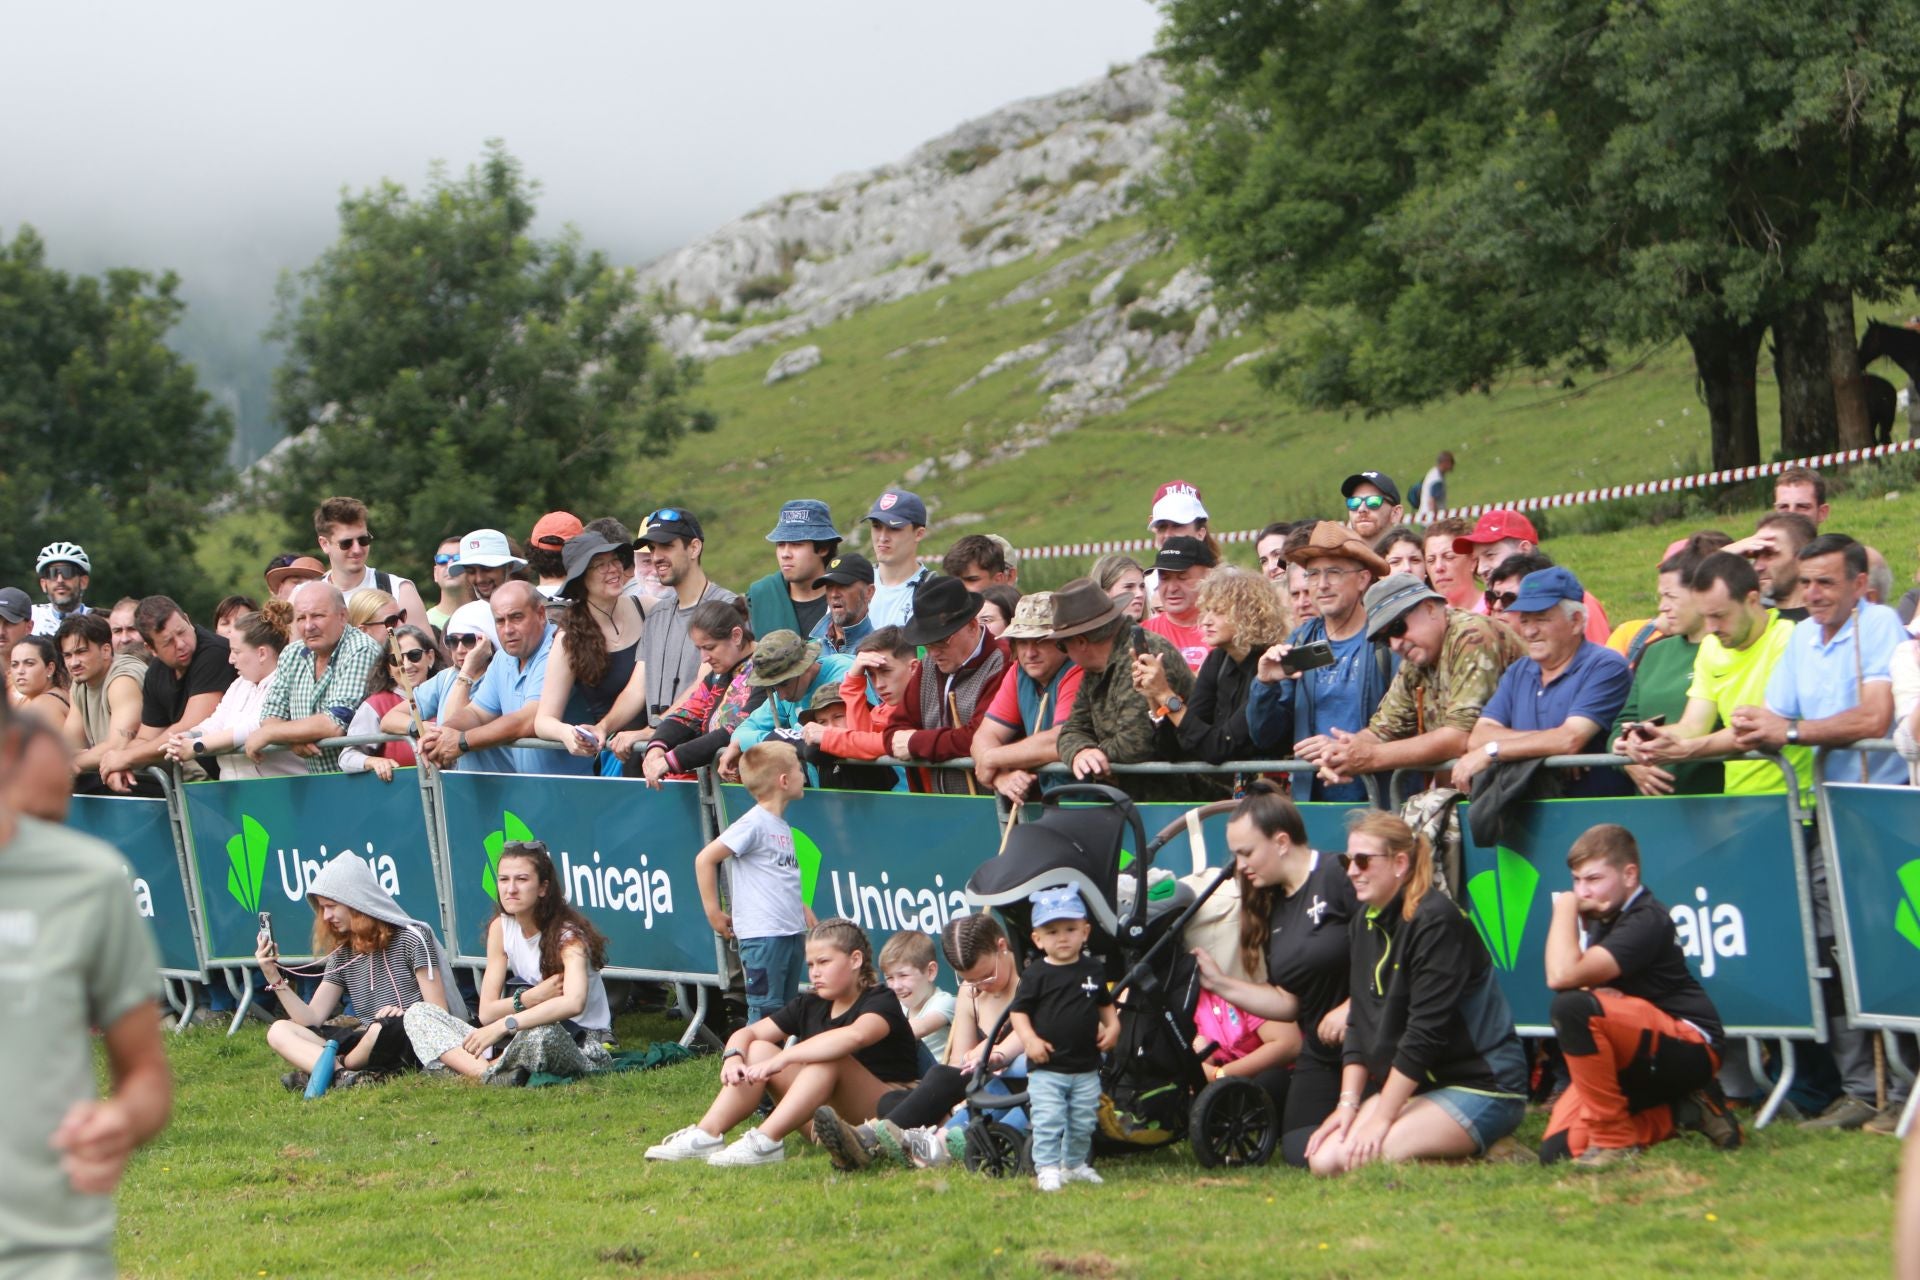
[1009,886,1119,1192]
[1540,824,1741,1166]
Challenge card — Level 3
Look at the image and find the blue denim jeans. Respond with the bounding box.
[1027,1069,1100,1170]
[739,933,806,1026]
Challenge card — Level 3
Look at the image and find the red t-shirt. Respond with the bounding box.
[984,663,1085,731]
[1144,615,1209,672]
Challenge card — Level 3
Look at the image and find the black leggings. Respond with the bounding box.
[1248,1056,1344,1168]
[876,1064,969,1129]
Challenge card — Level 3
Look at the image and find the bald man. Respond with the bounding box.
[425,581,594,776]
[246,580,385,773]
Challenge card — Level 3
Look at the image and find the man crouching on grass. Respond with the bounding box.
[1540,823,1741,1167]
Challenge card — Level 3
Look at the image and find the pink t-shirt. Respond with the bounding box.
[1193,992,1266,1064]
[1144,615,1208,672]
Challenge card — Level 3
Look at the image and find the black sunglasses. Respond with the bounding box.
[43,565,83,580]
[1339,851,1396,871]
[387,648,427,665]
[1484,589,1520,611]
[332,534,373,549]
[449,633,483,648]
[1376,614,1411,642]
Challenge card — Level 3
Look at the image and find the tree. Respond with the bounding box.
[1153,0,1920,470]
[267,143,714,560]
[0,227,233,612]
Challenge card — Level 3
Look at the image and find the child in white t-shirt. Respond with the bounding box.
[696,740,812,1023]
[880,930,955,1067]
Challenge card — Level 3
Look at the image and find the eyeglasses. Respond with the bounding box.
[43,565,83,580]
[333,535,373,550]
[1345,495,1387,511]
[1484,589,1520,610]
[387,648,427,665]
[449,633,483,648]
[1339,852,1396,872]
[1376,615,1410,642]
[1302,567,1359,583]
[434,553,458,567]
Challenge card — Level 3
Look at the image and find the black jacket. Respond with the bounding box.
[1175,645,1265,765]
[1344,888,1527,1097]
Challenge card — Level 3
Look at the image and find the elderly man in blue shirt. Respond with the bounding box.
[1729,532,1907,1133]
[1451,566,1632,798]
[424,581,593,777]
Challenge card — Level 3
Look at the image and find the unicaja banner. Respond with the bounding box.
[1821,784,1920,1031]
[181,772,438,963]
[439,771,719,982]
[1457,795,1819,1035]
[68,794,201,976]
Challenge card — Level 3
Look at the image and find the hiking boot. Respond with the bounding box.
[1864,1106,1905,1136]
[1571,1144,1643,1169]
[280,1070,310,1093]
[1482,1136,1537,1165]
[645,1125,724,1163]
[814,1106,878,1171]
[710,1128,785,1167]
[1673,1085,1742,1150]
[1800,1096,1879,1131]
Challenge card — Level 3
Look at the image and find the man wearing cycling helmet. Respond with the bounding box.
[32,542,92,637]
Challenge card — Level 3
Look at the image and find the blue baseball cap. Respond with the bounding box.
[1508,566,1585,614]
[1030,885,1088,926]
[766,499,841,544]
[865,488,928,529]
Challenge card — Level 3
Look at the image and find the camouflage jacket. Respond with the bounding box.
[1055,625,1204,801]
[1368,608,1524,742]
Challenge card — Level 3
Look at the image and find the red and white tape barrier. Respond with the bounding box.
[1008,437,1920,562]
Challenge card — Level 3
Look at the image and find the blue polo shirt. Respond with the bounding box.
[1481,640,1632,796]
[1765,602,1906,794]
[472,623,595,777]
[414,667,516,776]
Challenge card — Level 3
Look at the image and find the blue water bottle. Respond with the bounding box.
[304,1040,338,1099]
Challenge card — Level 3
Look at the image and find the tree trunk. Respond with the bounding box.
[1773,299,1839,459]
[1824,288,1872,450]
[1688,319,1765,471]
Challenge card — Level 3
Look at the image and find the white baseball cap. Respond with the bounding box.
[452,528,526,571]
[1148,479,1209,529]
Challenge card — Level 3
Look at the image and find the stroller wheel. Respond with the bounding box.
[1190,1077,1278,1168]
[961,1119,1032,1178]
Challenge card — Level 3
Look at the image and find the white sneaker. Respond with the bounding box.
[710,1128,786,1167]
[900,1125,953,1168]
[1036,1165,1063,1192]
[644,1125,724,1162]
[1063,1164,1103,1185]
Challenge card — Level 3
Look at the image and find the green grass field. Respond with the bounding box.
[116,1014,1900,1279]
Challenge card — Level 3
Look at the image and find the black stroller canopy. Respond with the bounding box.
[964,798,1133,935]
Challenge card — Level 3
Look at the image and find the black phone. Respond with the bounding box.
[1281,639,1337,674]
[1627,714,1667,739]
[1131,628,1151,658]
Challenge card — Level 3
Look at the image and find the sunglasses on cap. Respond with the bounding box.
[387,648,427,665]
[332,534,373,550]
[1338,851,1395,872]
[647,508,684,524]
[1345,495,1387,511]
[1484,589,1520,611]
[449,632,483,648]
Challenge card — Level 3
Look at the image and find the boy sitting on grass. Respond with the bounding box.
[880,930,956,1070]
[697,741,813,1026]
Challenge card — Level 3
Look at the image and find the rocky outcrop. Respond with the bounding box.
[764,345,822,385]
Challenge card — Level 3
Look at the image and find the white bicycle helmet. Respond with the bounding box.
[36,541,90,575]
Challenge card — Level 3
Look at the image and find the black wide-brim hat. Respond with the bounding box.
[900,575,982,646]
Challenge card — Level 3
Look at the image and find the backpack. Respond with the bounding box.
[1399,786,1466,900]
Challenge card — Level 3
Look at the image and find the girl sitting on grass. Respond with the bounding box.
[257,852,466,1091]
[646,918,920,1167]
[401,841,614,1084]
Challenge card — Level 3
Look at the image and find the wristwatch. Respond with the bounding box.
[722,1047,744,1061]
[1161,695,1185,715]
[458,731,471,755]
[1485,740,1502,761]
[503,1015,519,1033]
[1786,720,1801,745]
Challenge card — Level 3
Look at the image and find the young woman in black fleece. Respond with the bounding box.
[1306,811,1528,1175]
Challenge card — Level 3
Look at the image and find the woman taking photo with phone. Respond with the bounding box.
[1304,812,1527,1175]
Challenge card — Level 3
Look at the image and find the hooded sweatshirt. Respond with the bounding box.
[306,852,468,1021]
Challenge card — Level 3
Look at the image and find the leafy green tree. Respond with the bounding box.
[267,142,713,562]
[1154,0,1920,469]
[0,227,233,612]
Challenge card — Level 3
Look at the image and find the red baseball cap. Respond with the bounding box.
[1452,510,1539,555]
[530,511,584,551]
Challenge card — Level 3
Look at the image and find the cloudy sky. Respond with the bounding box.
[2,1,1164,302]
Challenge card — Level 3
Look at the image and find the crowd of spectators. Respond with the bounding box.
[10,454,1917,1135]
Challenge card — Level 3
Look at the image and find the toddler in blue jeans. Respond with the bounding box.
[1008,885,1119,1192]
[696,742,811,1022]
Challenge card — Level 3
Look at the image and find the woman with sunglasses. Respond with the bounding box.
[163,602,305,781]
[346,589,406,649]
[1305,811,1527,1176]
[1189,780,1355,1167]
[534,532,649,767]
[342,626,445,781]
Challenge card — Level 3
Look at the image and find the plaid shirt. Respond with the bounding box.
[260,624,384,773]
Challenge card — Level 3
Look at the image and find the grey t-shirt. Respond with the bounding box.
[0,817,159,1278]
[639,580,738,716]
[718,804,806,940]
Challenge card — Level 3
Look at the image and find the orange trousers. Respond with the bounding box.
[1545,990,1719,1155]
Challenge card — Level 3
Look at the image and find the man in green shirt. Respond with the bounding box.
[0,705,172,1279]
[1622,551,1808,798]
[1609,544,1724,796]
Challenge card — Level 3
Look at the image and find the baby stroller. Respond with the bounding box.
[956,784,1278,1173]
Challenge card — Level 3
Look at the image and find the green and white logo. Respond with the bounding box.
[482,811,535,902]
[794,825,824,909]
[1465,846,1540,972]
[1897,859,1920,952]
[225,814,269,913]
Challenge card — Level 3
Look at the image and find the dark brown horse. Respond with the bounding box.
[1856,320,1917,445]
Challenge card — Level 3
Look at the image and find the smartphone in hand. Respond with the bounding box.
[1281,639,1336,674]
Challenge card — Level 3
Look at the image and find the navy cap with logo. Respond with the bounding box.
[636,507,704,546]
[865,488,928,529]
[1150,535,1218,574]
[1340,471,1403,507]
[813,553,875,588]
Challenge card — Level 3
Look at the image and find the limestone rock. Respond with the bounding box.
[764,345,822,385]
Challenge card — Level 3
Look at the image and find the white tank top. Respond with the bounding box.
[501,918,611,1032]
